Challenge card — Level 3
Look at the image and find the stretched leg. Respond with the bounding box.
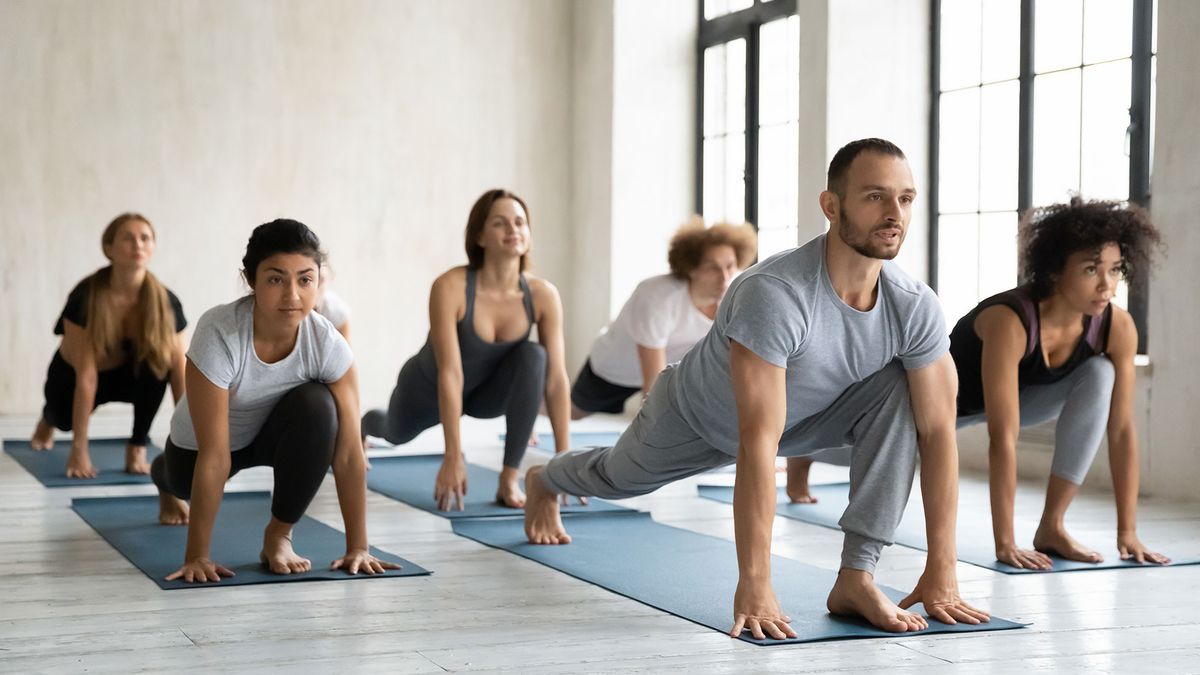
[464,342,547,507]
[779,362,926,632]
[526,369,733,543]
[246,382,338,574]
[123,364,169,474]
[35,352,74,449]
[151,438,256,525]
[1026,357,1114,562]
[362,357,440,446]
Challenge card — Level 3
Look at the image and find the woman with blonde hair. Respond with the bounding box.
[30,213,187,478]
[570,218,757,418]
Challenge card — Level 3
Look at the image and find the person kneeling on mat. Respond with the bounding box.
[523,138,990,639]
[947,198,1168,569]
[31,213,187,478]
[361,189,577,511]
[152,219,397,582]
[571,218,756,418]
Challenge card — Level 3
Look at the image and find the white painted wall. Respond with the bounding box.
[0,0,574,420]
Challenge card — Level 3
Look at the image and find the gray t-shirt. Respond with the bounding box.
[169,296,354,451]
[670,233,949,455]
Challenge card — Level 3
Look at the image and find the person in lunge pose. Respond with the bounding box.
[523,138,989,639]
[152,219,397,582]
[571,219,756,418]
[31,213,187,478]
[948,198,1168,569]
[361,189,573,510]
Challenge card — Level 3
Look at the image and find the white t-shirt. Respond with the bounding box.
[588,274,714,388]
[169,296,354,451]
[315,288,351,330]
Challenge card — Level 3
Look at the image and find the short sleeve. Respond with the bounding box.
[54,280,92,334]
[167,289,188,332]
[899,287,950,370]
[721,275,803,368]
[186,309,238,389]
[317,321,354,383]
[317,289,351,329]
[625,280,680,349]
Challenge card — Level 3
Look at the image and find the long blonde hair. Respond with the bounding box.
[85,213,177,379]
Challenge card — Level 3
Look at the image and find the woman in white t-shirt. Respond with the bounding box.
[151,219,398,582]
[571,219,757,418]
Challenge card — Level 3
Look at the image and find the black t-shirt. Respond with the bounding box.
[54,275,188,336]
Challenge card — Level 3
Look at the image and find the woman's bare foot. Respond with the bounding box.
[827,569,928,633]
[1033,525,1103,563]
[66,446,98,479]
[496,467,527,508]
[523,466,571,545]
[158,492,190,525]
[30,418,55,451]
[125,444,151,474]
[786,457,818,503]
[260,519,311,574]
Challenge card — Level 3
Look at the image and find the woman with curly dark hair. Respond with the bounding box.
[569,218,757,418]
[946,197,1168,569]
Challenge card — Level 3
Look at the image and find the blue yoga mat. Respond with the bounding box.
[498,431,624,453]
[452,512,1025,645]
[366,454,634,519]
[72,492,431,590]
[697,483,1200,574]
[4,438,159,487]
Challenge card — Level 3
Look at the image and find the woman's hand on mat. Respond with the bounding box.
[66,442,98,479]
[995,543,1053,570]
[1117,532,1171,565]
[331,549,402,575]
[899,572,990,626]
[435,456,468,511]
[165,558,236,583]
[730,578,796,640]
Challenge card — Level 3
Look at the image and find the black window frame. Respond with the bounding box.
[930,0,1157,352]
[696,0,800,230]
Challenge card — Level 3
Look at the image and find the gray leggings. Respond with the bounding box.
[957,355,1115,485]
[539,361,921,574]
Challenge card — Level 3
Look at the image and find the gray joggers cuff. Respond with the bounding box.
[840,531,886,574]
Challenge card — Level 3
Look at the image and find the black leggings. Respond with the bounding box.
[362,341,546,468]
[151,382,338,524]
[41,351,168,446]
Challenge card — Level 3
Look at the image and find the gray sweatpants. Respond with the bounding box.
[956,355,1115,485]
[540,360,920,573]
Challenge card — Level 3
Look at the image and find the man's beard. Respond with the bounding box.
[837,208,903,260]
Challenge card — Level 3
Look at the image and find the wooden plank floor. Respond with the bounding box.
[1,409,1198,673]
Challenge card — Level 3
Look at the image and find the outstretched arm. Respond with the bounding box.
[534,280,572,455]
[899,353,989,625]
[729,340,796,640]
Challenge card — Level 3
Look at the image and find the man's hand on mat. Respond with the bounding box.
[331,549,402,575]
[166,558,236,583]
[66,443,98,479]
[994,543,1053,570]
[435,457,468,511]
[1117,531,1171,565]
[899,570,990,626]
[730,578,796,640]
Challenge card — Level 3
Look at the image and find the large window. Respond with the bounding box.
[933,0,1156,350]
[698,0,800,258]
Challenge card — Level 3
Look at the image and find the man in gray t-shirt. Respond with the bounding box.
[524,138,989,639]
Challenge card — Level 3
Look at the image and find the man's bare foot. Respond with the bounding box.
[1034,525,1103,563]
[66,448,98,479]
[496,469,527,508]
[30,419,55,451]
[827,569,928,632]
[523,466,571,545]
[260,520,311,575]
[158,492,190,525]
[125,444,151,474]
[786,457,818,504]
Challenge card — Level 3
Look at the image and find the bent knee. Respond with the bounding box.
[287,382,338,423]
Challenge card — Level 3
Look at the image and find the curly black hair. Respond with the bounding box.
[1019,196,1163,300]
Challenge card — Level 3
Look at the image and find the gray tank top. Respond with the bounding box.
[414,268,536,389]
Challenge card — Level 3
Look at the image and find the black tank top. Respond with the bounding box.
[414,268,536,389]
[949,285,1112,416]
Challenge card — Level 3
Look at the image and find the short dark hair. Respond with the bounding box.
[1019,197,1163,300]
[465,189,532,271]
[241,219,326,285]
[826,138,906,198]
